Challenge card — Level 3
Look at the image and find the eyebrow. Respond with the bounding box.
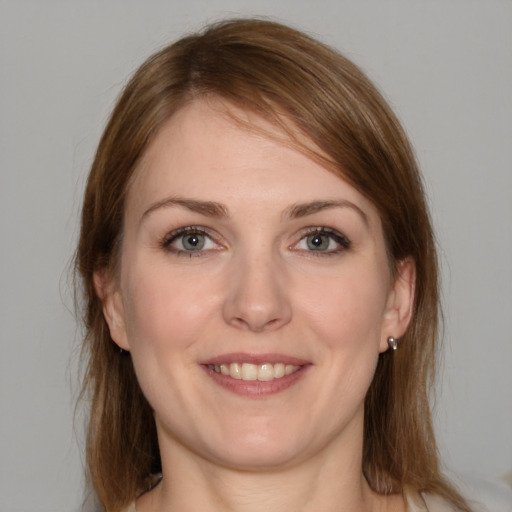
[141,197,368,226]
[141,197,229,222]
[285,200,369,226]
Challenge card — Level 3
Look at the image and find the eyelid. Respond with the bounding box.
[291,227,351,254]
[161,225,224,255]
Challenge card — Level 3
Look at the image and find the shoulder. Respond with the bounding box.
[421,493,461,512]
[120,502,136,512]
[453,473,512,512]
[405,481,512,512]
[404,488,459,512]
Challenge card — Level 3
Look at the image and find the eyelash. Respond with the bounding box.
[293,227,351,256]
[160,226,351,257]
[161,226,221,257]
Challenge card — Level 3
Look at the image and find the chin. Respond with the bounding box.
[204,421,312,471]
[213,444,303,471]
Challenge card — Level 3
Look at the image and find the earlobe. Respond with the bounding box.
[93,269,130,351]
[380,259,416,353]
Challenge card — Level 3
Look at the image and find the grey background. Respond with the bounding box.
[1,1,511,511]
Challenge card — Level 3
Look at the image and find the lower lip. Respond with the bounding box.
[201,365,311,397]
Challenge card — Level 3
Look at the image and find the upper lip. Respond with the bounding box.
[200,352,310,366]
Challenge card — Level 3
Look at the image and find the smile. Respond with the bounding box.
[201,353,310,396]
[207,362,301,381]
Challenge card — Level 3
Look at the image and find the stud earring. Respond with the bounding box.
[387,336,399,351]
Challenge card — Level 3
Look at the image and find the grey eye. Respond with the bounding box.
[306,233,331,251]
[164,227,220,254]
[294,229,351,254]
[181,233,206,251]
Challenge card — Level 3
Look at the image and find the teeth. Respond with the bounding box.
[210,362,301,381]
[274,363,285,378]
[257,363,274,381]
[229,362,242,379]
[241,363,258,380]
[285,364,296,376]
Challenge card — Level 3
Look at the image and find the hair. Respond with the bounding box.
[76,18,471,512]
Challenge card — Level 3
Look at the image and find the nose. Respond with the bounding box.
[222,249,292,332]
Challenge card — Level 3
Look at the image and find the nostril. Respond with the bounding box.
[227,310,289,332]
[221,263,292,332]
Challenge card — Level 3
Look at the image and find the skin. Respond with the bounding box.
[96,98,414,512]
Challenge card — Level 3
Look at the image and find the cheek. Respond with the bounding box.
[121,263,218,357]
[300,266,389,349]
[119,264,219,414]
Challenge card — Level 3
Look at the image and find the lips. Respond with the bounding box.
[200,353,311,396]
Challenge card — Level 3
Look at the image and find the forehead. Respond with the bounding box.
[126,98,378,221]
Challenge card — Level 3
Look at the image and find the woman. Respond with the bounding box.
[76,18,473,512]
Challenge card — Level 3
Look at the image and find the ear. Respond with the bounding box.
[93,269,130,351]
[379,258,416,353]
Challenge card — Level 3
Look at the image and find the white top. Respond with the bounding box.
[406,490,459,512]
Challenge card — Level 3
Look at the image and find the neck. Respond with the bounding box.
[136,425,401,512]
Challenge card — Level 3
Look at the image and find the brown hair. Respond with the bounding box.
[76,18,470,511]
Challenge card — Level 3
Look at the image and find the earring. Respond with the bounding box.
[387,336,399,351]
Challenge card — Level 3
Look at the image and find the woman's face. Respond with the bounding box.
[98,98,414,471]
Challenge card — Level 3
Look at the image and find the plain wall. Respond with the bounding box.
[1,1,511,511]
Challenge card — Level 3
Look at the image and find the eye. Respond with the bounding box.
[293,228,351,254]
[162,227,220,255]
